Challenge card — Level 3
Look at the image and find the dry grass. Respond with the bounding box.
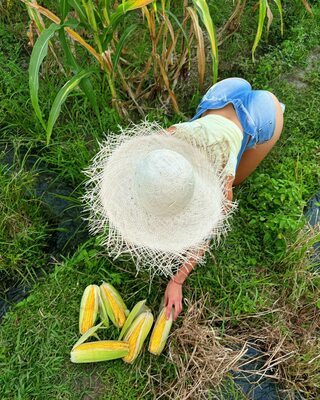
[144,282,320,400]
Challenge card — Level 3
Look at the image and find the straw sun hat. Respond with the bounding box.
[82,121,236,277]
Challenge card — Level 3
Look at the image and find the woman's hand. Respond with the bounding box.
[164,279,183,321]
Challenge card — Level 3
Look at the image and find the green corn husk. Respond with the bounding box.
[98,288,109,328]
[119,299,149,340]
[99,282,129,328]
[79,284,99,335]
[72,322,103,351]
[122,311,154,364]
[149,307,173,356]
[70,340,129,363]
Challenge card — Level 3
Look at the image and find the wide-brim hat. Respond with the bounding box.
[82,121,236,276]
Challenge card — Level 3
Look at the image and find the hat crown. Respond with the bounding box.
[134,149,195,216]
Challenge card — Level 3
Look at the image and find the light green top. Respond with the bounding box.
[172,114,243,177]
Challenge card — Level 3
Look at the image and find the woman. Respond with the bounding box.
[83,77,285,322]
[164,77,284,320]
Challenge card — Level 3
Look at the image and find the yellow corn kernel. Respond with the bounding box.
[149,307,173,356]
[70,340,129,363]
[100,283,129,328]
[79,284,99,335]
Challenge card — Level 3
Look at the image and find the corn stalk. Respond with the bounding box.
[22,0,313,134]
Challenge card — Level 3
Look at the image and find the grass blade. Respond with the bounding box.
[29,23,61,130]
[46,69,93,144]
[252,0,267,62]
[192,0,218,83]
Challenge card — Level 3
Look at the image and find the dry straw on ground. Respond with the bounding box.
[143,287,319,400]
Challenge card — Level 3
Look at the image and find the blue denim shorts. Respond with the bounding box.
[191,77,285,170]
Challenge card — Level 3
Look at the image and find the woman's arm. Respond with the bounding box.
[164,126,234,320]
[164,245,208,320]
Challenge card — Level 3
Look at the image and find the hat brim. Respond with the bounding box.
[82,121,236,276]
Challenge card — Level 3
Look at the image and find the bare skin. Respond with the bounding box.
[165,93,284,320]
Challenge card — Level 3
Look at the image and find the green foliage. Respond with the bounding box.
[29,23,61,130]
[192,0,218,82]
[0,154,48,288]
[242,173,305,257]
[46,69,93,144]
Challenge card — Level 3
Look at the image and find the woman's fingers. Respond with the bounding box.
[173,301,182,321]
[166,301,173,319]
[164,292,168,306]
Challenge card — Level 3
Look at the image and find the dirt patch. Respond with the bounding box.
[74,371,106,400]
[285,46,320,89]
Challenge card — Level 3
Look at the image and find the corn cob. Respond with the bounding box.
[122,311,154,364]
[79,284,99,335]
[148,307,173,355]
[99,282,129,328]
[70,340,129,363]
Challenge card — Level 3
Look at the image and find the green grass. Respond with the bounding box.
[1,2,320,399]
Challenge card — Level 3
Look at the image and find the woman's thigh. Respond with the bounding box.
[234,92,284,186]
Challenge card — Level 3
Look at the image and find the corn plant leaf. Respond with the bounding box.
[252,0,267,62]
[164,9,191,65]
[192,0,218,83]
[187,7,205,89]
[101,1,149,44]
[110,0,153,30]
[59,29,76,69]
[26,5,45,33]
[57,27,100,120]
[72,321,104,350]
[46,69,93,144]
[273,0,283,36]
[113,24,138,70]
[59,0,70,21]
[266,2,273,37]
[29,23,61,130]
[68,0,88,24]
[101,0,111,25]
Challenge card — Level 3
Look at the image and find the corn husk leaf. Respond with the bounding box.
[122,311,154,363]
[119,299,149,340]
[72,322,104,350]
[71,340,129,363]
[98,288,109,328]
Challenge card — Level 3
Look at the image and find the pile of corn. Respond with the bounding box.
[70,282,173,364]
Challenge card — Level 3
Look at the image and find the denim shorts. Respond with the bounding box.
[191,77,285,170]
